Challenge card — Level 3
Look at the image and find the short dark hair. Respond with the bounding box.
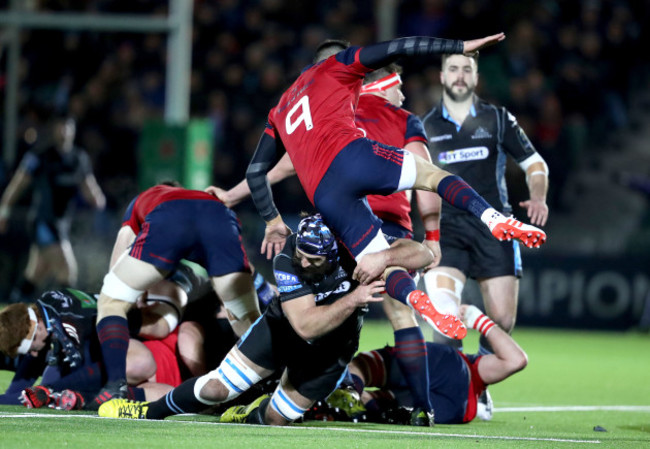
[364,63,403,85]
[313,39,350,63]
[158,180,183,188]
[441,53,479,70]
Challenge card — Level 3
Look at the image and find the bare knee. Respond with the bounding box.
[97,294,132,322]
[126,340,156,384]
[198,378,230,403]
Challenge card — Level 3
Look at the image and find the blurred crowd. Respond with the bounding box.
[1,0,649,292]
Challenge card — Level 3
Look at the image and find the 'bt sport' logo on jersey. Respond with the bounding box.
[274,270,302,293]
[438,146,489,165]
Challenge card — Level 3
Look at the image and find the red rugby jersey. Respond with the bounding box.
[265,47,369,202]
[355,94,428,232]
[123,185,220,234]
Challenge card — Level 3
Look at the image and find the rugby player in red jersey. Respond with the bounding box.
[245,33,544,339]
[210,61,442,425]
[89,183,260,410]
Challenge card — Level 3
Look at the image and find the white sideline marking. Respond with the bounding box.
[497,406,650,413]
[0,412,601,444]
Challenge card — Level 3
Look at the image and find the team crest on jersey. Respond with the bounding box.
[274,270,302,293]
[438,146,489,164]
[471,127,492,139]
[430,134,452,143]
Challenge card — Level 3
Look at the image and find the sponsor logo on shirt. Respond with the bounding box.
[278,284,302,293]
[438,146,489,164]
[314,281,351,303]
[471,127,492,139]
[430,134,453,143]
[274,270,300,287]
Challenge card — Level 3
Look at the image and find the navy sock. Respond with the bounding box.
[96,316,130,383]
[394,327,432,411]
[128,386,146,401]
[147,377,206,419]
[350,374,365,395]
[385,270,416,305]
[437,175,491,218]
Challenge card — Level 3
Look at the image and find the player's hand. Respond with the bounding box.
[204,185,236,208]
[135,291,149,309]
[518,198,548,227]
[353,252,388,285]
[262,218,292,259]
[350,280,385,307]
[422,239,441,271]
[463,32,505,56]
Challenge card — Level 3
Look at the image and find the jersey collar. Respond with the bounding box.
[441,98,477,131]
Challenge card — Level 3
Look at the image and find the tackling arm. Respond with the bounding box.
[353,237,434,285]
[282,280,384,341]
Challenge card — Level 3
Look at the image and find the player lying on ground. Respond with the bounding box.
[98,214,434,425]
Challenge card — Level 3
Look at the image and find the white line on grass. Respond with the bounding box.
[0,412,601,444]
[497,406,650,412]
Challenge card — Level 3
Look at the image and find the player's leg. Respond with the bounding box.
[248,371,312,426]
[409,154,546,248]
[90,253,166,409]
[423,266,466,349]
[382,297,433,418]
[20,245,47,294]
[125,338,157,385]
[48,239,78,287]
[210,272,260,336]
[100,343,272,420]
[349,347,431,425]
[100,312,276,420]
[11,221,53,302]
[201,202,261,336]
[477,275,518,354]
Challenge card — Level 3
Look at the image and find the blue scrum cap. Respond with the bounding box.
[296,214,338,263]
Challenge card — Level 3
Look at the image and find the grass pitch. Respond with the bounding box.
[1,322,649,449]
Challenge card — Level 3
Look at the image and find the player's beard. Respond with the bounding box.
[292,256,335,284]
[443,82,474,102]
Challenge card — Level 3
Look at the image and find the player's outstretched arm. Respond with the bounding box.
[460,305,528,385]
[462,33,506,56]
[358,33,505,71]
[246,129,289,257]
